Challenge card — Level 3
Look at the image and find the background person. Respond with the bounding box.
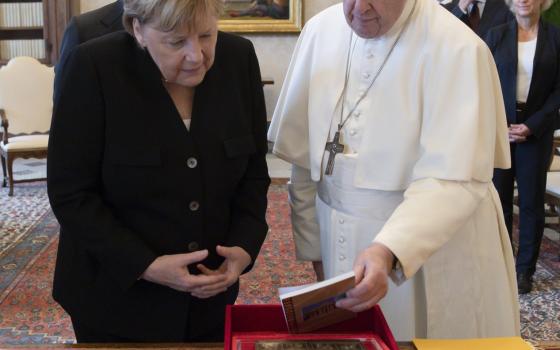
[48,0,270,342]
[485,0,560,294]
[443,0,513,37]
[54,0,124,102]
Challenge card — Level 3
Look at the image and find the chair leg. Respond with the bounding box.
[7,155,14,196]
[0,154,6,187]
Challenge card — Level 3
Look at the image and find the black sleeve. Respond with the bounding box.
[524,51,560,137]
[224,41,271,272]
[54,18,80,103]
[47,45,157,292]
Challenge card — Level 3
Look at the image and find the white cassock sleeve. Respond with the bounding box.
[288,164,321,261]
[374,177,488,284]
[373,32,510,284]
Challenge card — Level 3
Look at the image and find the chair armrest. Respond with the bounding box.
[0,109,8,145]
[553,137,560,156]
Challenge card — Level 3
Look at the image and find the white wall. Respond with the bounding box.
[252,0,340,118]
[80,0,113,13]
[79,0,341,118]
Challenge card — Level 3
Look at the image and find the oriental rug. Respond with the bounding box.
[0,182,558,345]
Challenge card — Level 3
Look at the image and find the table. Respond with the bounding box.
[2,341,559,349]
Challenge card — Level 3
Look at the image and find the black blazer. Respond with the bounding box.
[47,31,270,341]
[444,0,513,38]
[54,0,124,101]
[485,20,560,138]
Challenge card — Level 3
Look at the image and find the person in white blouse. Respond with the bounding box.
[485,0,560,294]
[269,0,519,341]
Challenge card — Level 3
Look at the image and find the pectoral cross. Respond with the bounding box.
[324,128,345,176]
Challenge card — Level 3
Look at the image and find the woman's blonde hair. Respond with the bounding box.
[504,0,554,13]
[123,0,224,34]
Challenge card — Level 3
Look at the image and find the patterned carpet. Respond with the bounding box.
[518,224,560,341]
[0,181,558,344]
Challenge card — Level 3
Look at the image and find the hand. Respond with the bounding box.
[509,123,531,143]
[193,245,252,299]
[458,0,476,12]
[335,243,394,313]
[313,261,325,281]
[141,250,227,292]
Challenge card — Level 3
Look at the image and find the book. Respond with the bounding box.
[279,270,356,333]
[413,337,533,350]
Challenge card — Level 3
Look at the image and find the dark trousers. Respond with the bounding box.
[72,318,135,343]
[72,310,224,343]
[493,137,551,276]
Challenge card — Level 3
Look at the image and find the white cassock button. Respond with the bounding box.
[338,237,345,244]
[353,111,361,118]
[366,51,374,59]
[339,255,346,261]
[339,218,344,224]
[363,72,371,79]
[350,129,357,136]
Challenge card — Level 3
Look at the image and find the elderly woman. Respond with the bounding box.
[48,0,270,343]
[485,0,560,294]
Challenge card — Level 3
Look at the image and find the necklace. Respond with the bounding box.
[324,0,417,176]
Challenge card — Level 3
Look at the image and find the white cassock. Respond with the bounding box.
[268,0,520,341]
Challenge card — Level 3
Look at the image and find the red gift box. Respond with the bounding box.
[224,304,398,350]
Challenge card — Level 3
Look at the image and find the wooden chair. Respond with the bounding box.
[544,135,560,228]
[0,57,53,196]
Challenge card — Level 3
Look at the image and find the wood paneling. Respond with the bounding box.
[0,0,80,65]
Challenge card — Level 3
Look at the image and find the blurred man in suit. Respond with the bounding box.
[443,0,514,38]
[54,0,123,101]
